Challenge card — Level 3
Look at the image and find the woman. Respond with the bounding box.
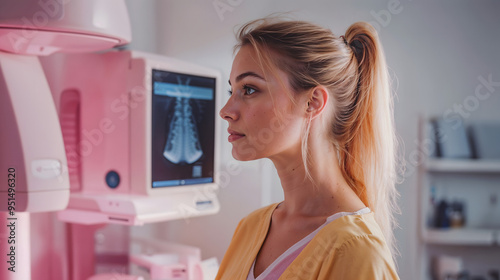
[216,17,401,280]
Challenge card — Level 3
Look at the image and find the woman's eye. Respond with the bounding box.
[227,89,233,96]
[243,85,257,95]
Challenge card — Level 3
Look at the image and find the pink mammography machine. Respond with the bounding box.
[0,1,131,279]
[0,0,220,279]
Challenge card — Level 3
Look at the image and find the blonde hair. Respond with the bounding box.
[234,18,402,257]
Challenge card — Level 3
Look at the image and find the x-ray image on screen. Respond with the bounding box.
[151,69,216,188]
[162,78,203,164]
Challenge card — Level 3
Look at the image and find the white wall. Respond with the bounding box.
[126,1,500,279]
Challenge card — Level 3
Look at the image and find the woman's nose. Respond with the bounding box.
[219,96,238,121]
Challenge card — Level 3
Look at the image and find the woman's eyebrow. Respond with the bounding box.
[228,71,266,85]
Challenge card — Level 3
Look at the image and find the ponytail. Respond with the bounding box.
[339,22,400,256]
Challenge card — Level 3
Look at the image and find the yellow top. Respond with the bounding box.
[215,203,400,280]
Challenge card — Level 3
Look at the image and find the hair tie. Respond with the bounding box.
[339,35,348,45]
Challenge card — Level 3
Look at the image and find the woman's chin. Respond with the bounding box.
[231,146,259,161]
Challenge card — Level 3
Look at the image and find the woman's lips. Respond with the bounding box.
[228,134,245,142]
[228,129,245,142]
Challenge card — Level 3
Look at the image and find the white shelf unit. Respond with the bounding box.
[418,118,500,280]
[426,159,500,174]
[423,228,497,246]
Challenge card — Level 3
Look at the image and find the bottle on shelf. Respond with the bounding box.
[449,199,466,228]
[435,199,450,228]
[427,184,437,228]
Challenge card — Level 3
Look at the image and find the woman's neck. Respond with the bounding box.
[269,136,365,219]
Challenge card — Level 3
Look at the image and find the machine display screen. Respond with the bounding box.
[151,69,216,188]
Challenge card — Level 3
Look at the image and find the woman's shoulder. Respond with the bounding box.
[314,211,388,251]
[284,212,399,279]
[306,212,398,275]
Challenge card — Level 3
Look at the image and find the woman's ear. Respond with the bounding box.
[306,86,329,119]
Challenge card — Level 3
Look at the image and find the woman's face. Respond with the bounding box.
[220,45,307,161]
